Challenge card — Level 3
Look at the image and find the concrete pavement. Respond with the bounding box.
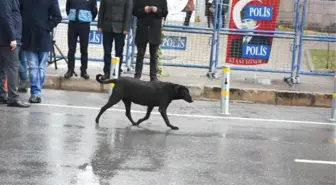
[44,61,334,108]
[0,89,335,185]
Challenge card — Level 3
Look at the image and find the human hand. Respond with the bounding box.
[144,6,151,13]
[151,6,157,13]
[10,40,17,51]
[98,28,103,32]
[123,31,128,35]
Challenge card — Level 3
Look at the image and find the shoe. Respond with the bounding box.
[64,70,74,79]
[0,97,7,104]
[7,100,31,108]
[81,71,90,80]
[18,87,28,93]
[29,95,42,104]
[18,80,28,93]
[101,74,110,80]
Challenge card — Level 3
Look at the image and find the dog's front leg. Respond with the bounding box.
[135,106,154,125]
[123,100,137,125]
[159,105,179,130]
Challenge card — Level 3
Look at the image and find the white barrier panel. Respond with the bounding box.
[108,56,120,96]
[220,66,230,115]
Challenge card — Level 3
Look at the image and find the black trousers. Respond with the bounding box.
[102,31,125,76]
[0,46,20,103]
[134,43,159,81]
[67,21,90,72]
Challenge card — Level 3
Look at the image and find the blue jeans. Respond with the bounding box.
[18,48,28,82]
[23,51,50,96]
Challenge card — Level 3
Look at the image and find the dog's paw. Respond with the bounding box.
[171,126,179,130]
[95,118,99,124]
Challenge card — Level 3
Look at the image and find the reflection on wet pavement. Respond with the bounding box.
[0,92,335,185]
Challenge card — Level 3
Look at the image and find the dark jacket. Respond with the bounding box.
[97,0,133,33]
[19,0,62,52]
[66,0,98,23]
[0,0,22,47]
[133,0,168,45]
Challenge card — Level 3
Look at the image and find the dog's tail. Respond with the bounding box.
[96,74,117,84]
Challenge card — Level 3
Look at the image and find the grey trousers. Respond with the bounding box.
[0,46,20,103]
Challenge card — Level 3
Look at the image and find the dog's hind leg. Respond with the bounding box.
[134,106,154,126]
[122,100,137,125]
[95,94,122,124]
[158,106,179,130]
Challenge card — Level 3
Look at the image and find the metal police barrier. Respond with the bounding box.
[330,74,336,144]
[220,66,230,115]
[331,74,336,122]
[108,56,120,96]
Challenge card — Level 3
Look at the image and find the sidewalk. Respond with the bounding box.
[44,61,334,107]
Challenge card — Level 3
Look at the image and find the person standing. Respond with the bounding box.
[19,0,62,103]
[97,0,133,80]
[183,0,195,26]
[133,0,168,81]
[0,0,30,107]
[64,0,98,79]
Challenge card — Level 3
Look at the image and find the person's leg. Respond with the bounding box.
[222,5,229,28]
[102,31,113,79]
[65,22,78,78]
[134,44,147,79]
[78,23,90,79]
[183,11,192,26]
[210,9,215,27]
[29,51,50,103]
[0,47,30,107]
[0,50,7,103]
[18,48,28,92]
[25,50,40,100]
[114,32,126,78]
[149,43,159,81]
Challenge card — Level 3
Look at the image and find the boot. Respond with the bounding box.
[149,57,159,81]
[80,71,90,79]
[80,66,90,79]
[101,73,110,80]
[64,70,74,79]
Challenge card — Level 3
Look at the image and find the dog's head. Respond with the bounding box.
[174,85,193,103]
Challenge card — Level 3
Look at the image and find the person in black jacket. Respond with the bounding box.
[20,0,62,103]
[133,0,168,81]
[97,0,133,80]
[64,0,98,79]
[0,0,31,107]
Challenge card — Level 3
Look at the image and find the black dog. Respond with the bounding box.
[95,74,193,130]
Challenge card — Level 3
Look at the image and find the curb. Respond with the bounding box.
[44,74,333,108]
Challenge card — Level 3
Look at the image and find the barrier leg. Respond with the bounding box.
[330,74,336,122]
[220,67,230,115]
[108,56,120,97]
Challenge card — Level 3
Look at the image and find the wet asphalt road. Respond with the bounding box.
[0,89,335,185]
